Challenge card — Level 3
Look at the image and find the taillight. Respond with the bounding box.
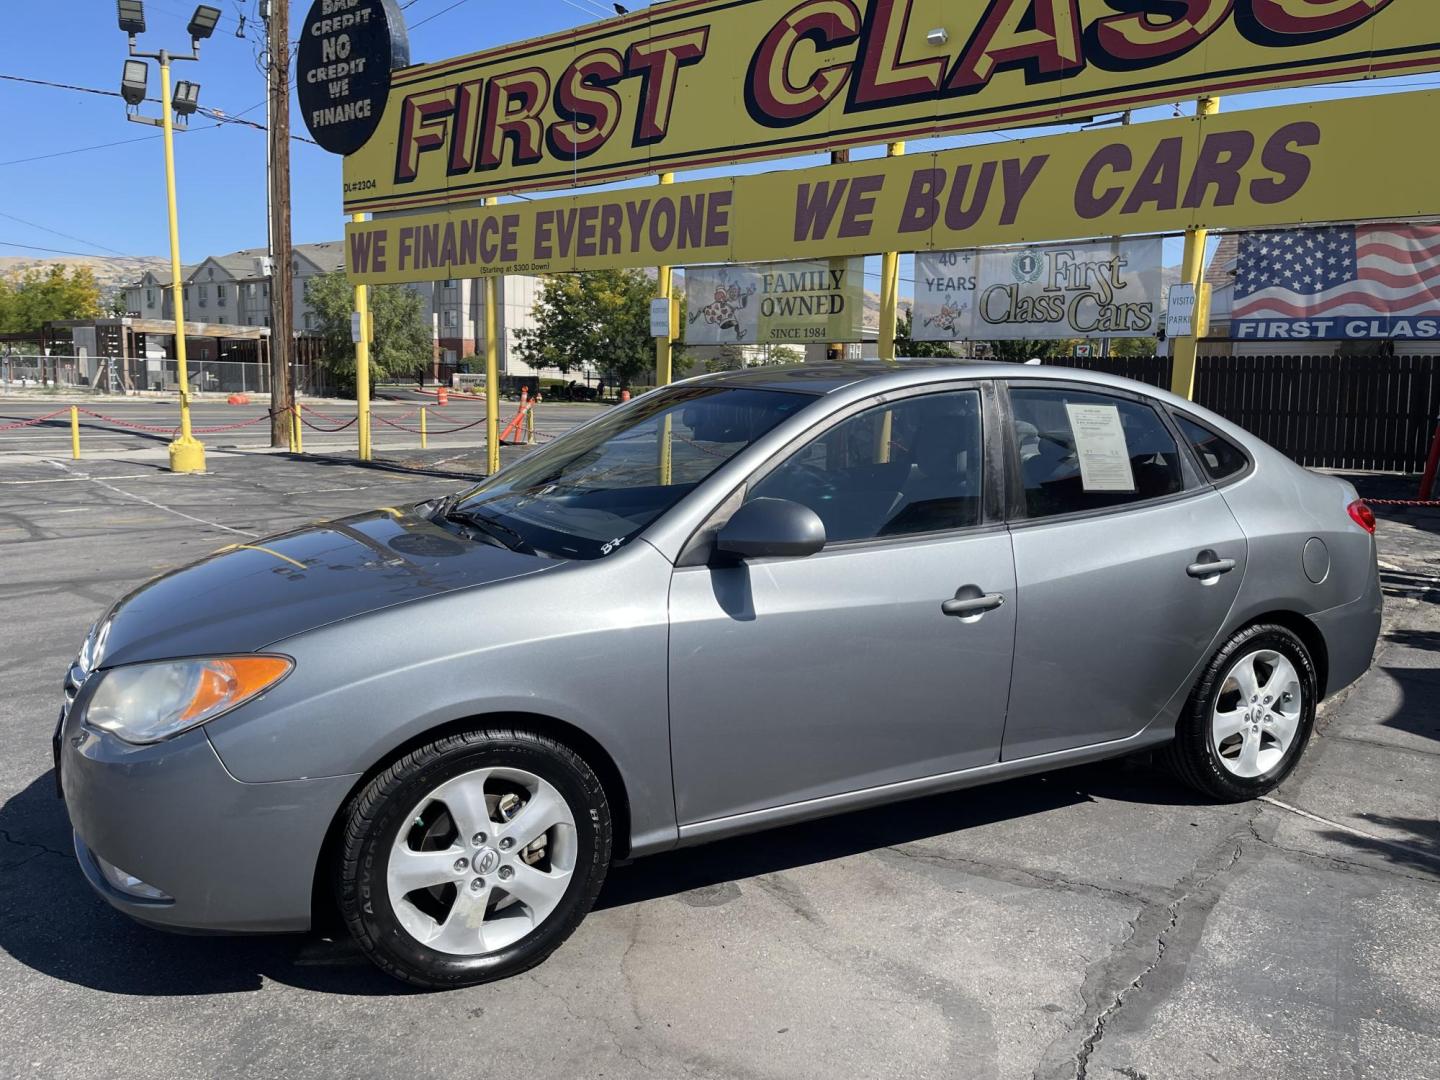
[1347,499,1376,534]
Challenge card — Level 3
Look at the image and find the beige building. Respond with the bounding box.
[123,245,546,379]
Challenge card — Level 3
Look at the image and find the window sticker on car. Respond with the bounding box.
[1064,403,1136,493]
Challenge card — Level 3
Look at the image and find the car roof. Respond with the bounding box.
[689,359,1164,399]
[686,360,1251,442]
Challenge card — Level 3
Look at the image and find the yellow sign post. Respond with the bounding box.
[352,213,374,461]
[878,141,904,362]
[1172,96,1219,401]
[483,196,501,476]
[347,91,1440,285]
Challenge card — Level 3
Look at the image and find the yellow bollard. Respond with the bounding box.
[291,402,303,454]
[70,406,80,459]
[420,406,428,450]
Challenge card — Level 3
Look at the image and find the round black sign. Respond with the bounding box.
[297,0,410,156]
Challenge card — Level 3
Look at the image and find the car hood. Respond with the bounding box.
[91,508,556,668]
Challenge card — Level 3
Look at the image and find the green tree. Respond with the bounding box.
[515,269,680,387]
[0,266,105,333]
[1108,336,1160,358]
[305,270,433,395]
[982,338,1076,361]
[894,306,957,358]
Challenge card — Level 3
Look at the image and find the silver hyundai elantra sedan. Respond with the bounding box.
[56,361,1381,987]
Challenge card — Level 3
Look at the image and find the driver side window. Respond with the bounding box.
[748,390,984,543]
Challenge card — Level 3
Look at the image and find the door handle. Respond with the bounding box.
[1186,557,1236,578]
[942,592,1005,617]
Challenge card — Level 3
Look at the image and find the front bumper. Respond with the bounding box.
[59,718,358,934]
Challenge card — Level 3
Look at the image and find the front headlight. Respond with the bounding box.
[83,656,293,744]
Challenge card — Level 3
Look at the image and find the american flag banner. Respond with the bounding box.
[1232,224,1440,341]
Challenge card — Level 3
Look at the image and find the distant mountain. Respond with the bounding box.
[0,254,170,304]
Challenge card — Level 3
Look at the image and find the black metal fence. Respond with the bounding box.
[1056,354,1440,474]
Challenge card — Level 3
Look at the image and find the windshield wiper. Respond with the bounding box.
[443,508,537,556]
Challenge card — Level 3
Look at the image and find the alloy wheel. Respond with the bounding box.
[386,767,577,955]
[1211,648,1303,779]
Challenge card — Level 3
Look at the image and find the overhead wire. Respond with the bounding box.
[0,211,134,258]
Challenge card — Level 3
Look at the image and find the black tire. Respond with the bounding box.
[338,728,611,989]
[1165,623,1318,802]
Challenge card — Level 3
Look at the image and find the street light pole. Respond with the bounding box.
[155,55,205,473]
[118,1,221,474]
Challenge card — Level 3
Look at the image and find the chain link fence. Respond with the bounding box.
[1,354,327,396]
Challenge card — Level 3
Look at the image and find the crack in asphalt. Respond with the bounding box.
[1244,816,1440,884]
[1033,817,1253,1080]
[0,827,72,868]
[882,843,1167,910]
[1314,728,1440,759]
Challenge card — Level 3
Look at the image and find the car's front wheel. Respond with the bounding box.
[338,727,611,988]
[1167,623,1318,801]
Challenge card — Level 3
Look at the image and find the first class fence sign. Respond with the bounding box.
[344,91,1440,285]
[338,0,1440,213]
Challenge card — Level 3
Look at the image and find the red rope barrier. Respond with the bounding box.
[75,408,180,434]
[299,413,357,432]
[374,413,491,435]
[0,408,69,431]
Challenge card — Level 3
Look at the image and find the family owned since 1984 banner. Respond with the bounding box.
[913,239,1163,342]
[684,259,864,346]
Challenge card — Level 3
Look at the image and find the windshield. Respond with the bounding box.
[443,385,814,559]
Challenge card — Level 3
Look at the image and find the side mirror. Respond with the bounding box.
[713,498,826,561]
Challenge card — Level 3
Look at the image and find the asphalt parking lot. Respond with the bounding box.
[0,439,1437,1080]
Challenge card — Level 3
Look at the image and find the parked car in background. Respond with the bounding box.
[56,361,1381,987]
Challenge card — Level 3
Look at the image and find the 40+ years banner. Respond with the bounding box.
[340,0,1440,213]
[913,239,1163,342]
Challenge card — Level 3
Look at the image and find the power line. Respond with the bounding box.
[0,211,133,258]
[0,240,125,259]
[411,0,473,30]
[0,133,159,168]
[0,72,318,146]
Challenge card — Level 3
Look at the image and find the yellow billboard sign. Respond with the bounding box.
[345,91,1440,284]
[342,0,1440,213]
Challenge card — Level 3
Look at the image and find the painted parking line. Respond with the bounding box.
[0,474,153,484]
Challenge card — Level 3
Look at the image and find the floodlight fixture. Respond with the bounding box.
[173,79,201,116]
[121,59,149,106]
[117,0,147,35]
[188,4,221,40]
[925,27,948,47]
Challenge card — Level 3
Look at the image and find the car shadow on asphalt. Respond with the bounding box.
[1372,662,1440,747]
[0,759,1207,998]
[1313,814,1440,878]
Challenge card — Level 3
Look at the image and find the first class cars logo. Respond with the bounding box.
[339,0,1430,210]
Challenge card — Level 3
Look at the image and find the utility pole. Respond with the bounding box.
[267,0,294,447]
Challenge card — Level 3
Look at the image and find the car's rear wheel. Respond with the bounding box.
[1167,623,1318,801]
[338,728,611,988]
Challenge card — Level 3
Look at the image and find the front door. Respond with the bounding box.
[668,386,1017,827]
[1000,382,1248,760]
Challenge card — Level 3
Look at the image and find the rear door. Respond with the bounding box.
[667,383,1017,826]
[999,381,1247,760]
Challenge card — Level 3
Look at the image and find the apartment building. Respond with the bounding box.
[122,245,544,379]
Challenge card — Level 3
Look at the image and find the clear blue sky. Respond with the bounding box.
[2,1,1436,270]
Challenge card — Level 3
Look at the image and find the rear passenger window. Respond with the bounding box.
[749,390,983,542]
[1009,387,1185,519]
[1176,415,1248,482]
